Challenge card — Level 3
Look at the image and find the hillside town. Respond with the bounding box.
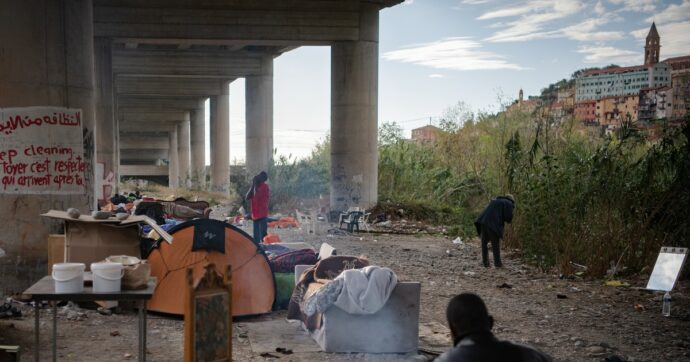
[504,23,689,136]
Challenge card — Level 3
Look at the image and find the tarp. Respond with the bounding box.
[147,219,276,316]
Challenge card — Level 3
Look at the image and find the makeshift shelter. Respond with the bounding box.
[147,219,275,316]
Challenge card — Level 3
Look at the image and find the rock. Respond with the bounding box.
[110,330,120,337]
[124,353,132,359]
[587,346,605,354]
[91,211,111,220]
[115,213,129,221]
[66,208,81,219]
[574,340,584,347]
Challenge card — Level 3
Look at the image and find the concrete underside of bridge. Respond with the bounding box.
[0,0,402,293]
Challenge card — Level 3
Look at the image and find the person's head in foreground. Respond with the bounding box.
[446,292,493,345]
[436,293,551,362]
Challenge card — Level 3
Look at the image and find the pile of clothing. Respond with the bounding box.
[287,256,397,331]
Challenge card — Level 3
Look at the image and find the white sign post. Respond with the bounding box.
[0,107,85,194]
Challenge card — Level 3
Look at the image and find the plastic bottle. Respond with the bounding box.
[662,292,671,317]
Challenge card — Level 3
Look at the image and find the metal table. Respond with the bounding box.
[22,276,155,362]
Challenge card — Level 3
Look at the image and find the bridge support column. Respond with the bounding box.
[245,56,274,178]
[330,4,379,211]
[95,37,118,200]
[178,114,191,187]
[210,81,230,192]
[168,129,179,188]
[190,100,206,189]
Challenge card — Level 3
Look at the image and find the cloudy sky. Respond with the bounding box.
[215,0,690,164]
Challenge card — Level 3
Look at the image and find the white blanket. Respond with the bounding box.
[333,266,398,315]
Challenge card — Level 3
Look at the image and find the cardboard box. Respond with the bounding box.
[42,210,173,267]
[47,234,66,273]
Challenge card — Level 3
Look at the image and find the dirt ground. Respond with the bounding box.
[1,223,689,361]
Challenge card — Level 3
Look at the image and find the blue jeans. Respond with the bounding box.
[253,217,268,243]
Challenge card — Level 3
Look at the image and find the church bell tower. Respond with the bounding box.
[644,22,660,66]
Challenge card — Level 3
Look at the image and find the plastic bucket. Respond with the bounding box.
[52,263,85,293]
[91,262,124,293]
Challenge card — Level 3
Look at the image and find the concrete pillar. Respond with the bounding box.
[210,81,231,192]
[0,0,96,293]
[245,56,274,177]
[330,3,379,211]
[168,129,179,188]
[178,115,191,187]
[94,37,118,202]
[190,100,206,188]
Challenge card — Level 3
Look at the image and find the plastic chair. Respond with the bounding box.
[339,211,364,233]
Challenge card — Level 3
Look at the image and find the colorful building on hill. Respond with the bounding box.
[574,22,688,126]
[639,87,673,122]
[664,55,690,121]
[507,88,539,114]
[411,125,442,143]
[595,95,639,126]
[575,100,596,124]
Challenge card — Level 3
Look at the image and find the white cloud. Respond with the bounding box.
[480,1,586,42]
[480,3,623,43]
[608,0,658,12]
[646,1,690,23]
[561,18,625,41]
[429,74,445,78]
[577,45,641,64]
[382,37,526,71]
[462,0,490,4]
[594,1,606,15]
[632,20,690,58]
[403,0,415,4]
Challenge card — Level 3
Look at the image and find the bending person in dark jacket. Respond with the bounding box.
[435,293,551,362]
[474,194,514,267]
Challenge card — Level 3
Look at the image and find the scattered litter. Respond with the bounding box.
[445,249,452,256]
[463,271,475,276]
[633,303,645,312]
[0,302,22,319]
[497,283,512,289]
[275,347,293,355]
[124,353,132,359]
[452,237,463,244]
[402,248,411,252]
[97,307,112,316]
[260,352,279,358]
[556,294,568,299]
[110,330,120,337]
[604,280,630,287]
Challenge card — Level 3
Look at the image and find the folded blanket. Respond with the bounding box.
[287,256,369,331]
[304,266,397,317]
[333,266,398,315]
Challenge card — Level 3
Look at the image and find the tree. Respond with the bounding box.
[378,121,404,145]
[439,101,474,132]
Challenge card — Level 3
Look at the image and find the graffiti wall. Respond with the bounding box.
[0,107,86,194]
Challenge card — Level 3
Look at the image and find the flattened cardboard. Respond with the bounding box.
[42,210,173,243]
[47,234,66,273]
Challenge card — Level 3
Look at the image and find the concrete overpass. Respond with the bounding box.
[0,0,403,293]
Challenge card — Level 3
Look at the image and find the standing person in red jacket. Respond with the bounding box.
[246,171,270,243]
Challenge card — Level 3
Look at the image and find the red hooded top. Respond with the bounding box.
[250,182,270,220]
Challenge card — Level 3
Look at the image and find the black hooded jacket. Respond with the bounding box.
[435,331,551,362]
[474,196,514,238]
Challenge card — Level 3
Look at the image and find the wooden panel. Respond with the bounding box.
[184,264,232,362]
